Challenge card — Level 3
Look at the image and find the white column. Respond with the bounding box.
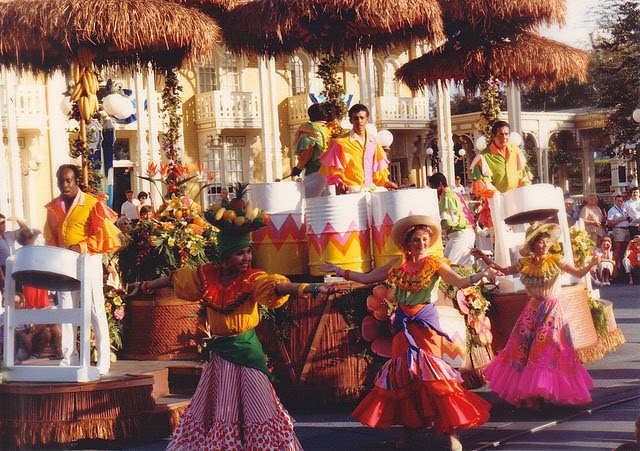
[258,56,273,182]
[134,71,150,195]
[4,69,24,219]
[267,57,282,180]
[366,50,376,123]
[22,134,44,224]
[146,67,162,206]
[357,52,368,106]
[0,72,8,215]
[45,71,69,195]
[506,82,522,134]
[435,80,455,183]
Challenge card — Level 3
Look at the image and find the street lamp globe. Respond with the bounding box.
[377,129,394,149]
[426,147,434,156]
[475,135,487,150]
[458,148,466,157]
[633,108,640,123]
[509,131,523,147]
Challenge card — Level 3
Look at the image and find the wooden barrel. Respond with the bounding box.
[488,284,599,359]
[120,288,204,360]
[257,285,372,409]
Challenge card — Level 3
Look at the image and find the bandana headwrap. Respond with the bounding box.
[217,231,251,261]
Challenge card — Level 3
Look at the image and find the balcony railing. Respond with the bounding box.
[287,94,430,129]
[375,96,429,127]
[195,91,261,129]
[0,84,47,130]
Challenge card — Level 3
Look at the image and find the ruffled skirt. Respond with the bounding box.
[167,354,302,450]
[483,295,593,406]
[352,323,490,436]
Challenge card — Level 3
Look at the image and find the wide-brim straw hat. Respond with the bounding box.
[520,221,561,256]
[391,215,442,249]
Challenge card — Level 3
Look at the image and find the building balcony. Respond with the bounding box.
[0,84,48,131]
[375,96,430,129]
[194,90,262,130]
[286,94,430,130]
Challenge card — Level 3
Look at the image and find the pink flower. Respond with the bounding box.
[114,308,125,321]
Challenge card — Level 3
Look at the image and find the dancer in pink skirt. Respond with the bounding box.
[472,222,600,409]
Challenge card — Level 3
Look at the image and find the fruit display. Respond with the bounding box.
[204,182,269,233]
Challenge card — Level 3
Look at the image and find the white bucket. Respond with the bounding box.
[249,182,307,275]
[305,193,371,276]
[369,188,441,266]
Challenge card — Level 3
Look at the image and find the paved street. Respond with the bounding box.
[67,283,639,451]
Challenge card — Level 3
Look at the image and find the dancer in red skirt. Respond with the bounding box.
[320,215,498,450]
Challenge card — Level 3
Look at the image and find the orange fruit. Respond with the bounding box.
[223,209,237,221]
[234,216,247,227]
[174,209,183,219]
[193,216,205,227]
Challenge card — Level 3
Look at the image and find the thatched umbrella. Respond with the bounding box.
[0,0,220,184]
[440,0,566,29]
[395,31,588,93]
[219,0,445,56]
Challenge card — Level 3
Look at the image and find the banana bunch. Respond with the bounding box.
[70,47,99,124]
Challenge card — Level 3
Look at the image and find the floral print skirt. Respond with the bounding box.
[483,295,593,406]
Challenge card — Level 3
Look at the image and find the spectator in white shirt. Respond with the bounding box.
[624,188,640,238]
[452,176,467,195]
[608,194,631,275]
[120,190,139,221]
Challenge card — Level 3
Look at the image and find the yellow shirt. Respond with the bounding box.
[172,264,290,336]
[44,191,121,254]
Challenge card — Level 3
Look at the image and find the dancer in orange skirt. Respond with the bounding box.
[320,215,499,450]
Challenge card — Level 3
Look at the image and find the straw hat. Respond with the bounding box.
[391,215,442,249]
[520,221,561,256]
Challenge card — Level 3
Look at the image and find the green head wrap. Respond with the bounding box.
[217,231,252,262]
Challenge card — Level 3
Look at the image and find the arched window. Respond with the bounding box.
[219,51,240,92]
[383,62,398,97]
[197,64,218,93]
[291,55,306,96]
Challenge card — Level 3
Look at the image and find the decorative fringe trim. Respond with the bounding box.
[461,367,487,390]
[598,328,626,356]
[576,342,605,364]
[0,416,147,448]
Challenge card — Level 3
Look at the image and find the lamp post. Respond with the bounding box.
[426,147,434,177]
[454,147,467,183]
[632,102,640,182]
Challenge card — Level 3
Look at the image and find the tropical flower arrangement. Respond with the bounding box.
[569,227,595,267]
[117,162,217,284]
[103,288,126,361]
[440,266,493,351]
[360,284,397,358]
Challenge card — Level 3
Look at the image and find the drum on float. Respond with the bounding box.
[249,182,308,275]
[369,188,443,267]
[306,193,371,276]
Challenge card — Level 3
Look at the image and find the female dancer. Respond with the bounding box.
[472,222,600,409]
[129,227,341,450]
[319,215,499,451]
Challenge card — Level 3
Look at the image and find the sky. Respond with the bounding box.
[539,0,600,48]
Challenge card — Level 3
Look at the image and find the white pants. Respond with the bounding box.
[303,171,327,198]
[59,254,111,375]
[622,257,638,274]
[444,228,476,266]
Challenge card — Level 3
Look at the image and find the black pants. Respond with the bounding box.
[630,226,640,239]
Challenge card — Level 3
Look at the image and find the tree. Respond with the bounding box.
[590,1,640,148]
[521,77,596,112]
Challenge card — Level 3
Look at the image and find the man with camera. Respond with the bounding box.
[623,188,640,239]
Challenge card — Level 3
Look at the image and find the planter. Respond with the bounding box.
[120,288,204,360]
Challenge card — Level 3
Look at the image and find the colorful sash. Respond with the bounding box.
[205,329,274,382]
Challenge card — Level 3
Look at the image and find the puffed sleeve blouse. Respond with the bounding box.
[172,264,290,336]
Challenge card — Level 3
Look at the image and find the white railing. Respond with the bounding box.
[195,91,261,128]
[376,96,430,123]
[286,94,311,127]
[0,84,47,129]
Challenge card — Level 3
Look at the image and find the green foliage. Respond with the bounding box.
[258,304,298,341]
[450,92,483,115]
[475,78,503,141]
[318,53,347,119]
[591,1,640,146]
[521,78,596,111]
[161,68,183,163]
